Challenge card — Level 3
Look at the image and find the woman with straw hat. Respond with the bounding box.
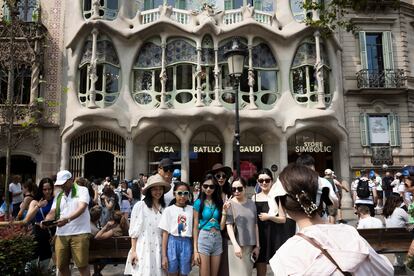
[124,174,171,276]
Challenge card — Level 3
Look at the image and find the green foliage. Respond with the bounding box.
[407,254,414,270]
[302,0,401,36]
[62,87,70,94]
[0,223,37,276]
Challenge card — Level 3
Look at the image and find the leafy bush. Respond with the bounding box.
[0,222,37,275]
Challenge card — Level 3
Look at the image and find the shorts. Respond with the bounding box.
[327,205,338,217]
[55,233,90,270]
[377,190,384,200]
[198,229,223,256]
[167,235,192,275]
[121,199,131,213]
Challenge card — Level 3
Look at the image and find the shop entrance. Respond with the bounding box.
[0,155,37,183]
[190,128,223,185]
[288,131,334,176]
[84,151,114,180]
[238,131,264,186]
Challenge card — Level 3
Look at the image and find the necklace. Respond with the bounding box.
[153,204,162,214]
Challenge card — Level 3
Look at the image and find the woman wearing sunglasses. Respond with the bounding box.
[224,178,259,276]
[193,174,225,276]
[253,168,287,276]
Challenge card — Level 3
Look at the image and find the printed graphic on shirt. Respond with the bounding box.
[178,214,187,236]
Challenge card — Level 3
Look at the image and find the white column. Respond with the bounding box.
[212,47,222,106]
[61,140,70,170]
[195,45,204,107]
[159,41,167,109]
[91,0,102,20]
[247,44,257,110]
[279,136,288,170]
[135,144,148,176]
[125,136,134,180]
[314,30,326,109]
[224,142,233,169]
[339,140,352,208]
[87,28,99,109]
[181,138,190,183]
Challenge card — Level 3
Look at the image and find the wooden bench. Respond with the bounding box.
[357,227,412,254]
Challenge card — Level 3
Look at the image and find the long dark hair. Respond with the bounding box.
[257,168,273,181]
[383,194,404,218]
[169,181,191,206]
[198,174,223,218]
[35,178,54,201]
[144,187,166,209]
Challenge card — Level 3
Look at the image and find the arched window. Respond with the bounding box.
[78,34,120,107]
[290,37,331,107]
[142,0,186,10]
[290,0,306,21]
[83,0,119,20]
[218,38,278,109]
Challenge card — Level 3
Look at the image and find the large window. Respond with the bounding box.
[83,0,119,20]
[2,0,38,22]
[290,37,331,107]
[78,35,120,107]
[224,0,272,11]
[143,0,186,10]
[0,67,31,104]
[360,113,400,147]
[358,31,395,88]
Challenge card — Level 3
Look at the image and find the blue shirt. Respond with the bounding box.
[193,199,221,231]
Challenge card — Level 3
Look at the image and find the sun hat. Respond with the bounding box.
[55,170,72,185]
[142,174,171,195]
[206,163,232,178]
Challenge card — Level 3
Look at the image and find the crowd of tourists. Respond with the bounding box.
[4,155,411,275]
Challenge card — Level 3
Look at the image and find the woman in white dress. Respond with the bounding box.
[124,174,171,276]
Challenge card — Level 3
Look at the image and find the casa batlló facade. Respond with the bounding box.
[0,1,414,202]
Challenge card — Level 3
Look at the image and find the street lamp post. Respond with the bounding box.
[224,39,247,178]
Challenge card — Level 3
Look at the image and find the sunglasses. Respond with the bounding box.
[215,173,227,180]
[162,166,174,172]
[202,184,215,190]
[232,186,244,193]
[175,191,190,197]
[258,178,272,184]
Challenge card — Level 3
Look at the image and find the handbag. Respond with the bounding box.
[296,232,352,276]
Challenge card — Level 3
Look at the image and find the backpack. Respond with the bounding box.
[356,178,371,199]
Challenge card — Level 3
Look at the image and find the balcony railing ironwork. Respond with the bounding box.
[371,146,393,166]
[356,69,406,89]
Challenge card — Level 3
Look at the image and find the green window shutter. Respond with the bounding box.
[382,31,394,70]
[144,0,152,10]
[388,113,401,147]
[225,0,233,10]
[360,113,370,147]
[358,32,368,70]
[254,0,263,10]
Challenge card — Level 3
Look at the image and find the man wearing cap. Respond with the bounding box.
[43,170,91,276]
[157,158,175,206]
[324,169,339,224]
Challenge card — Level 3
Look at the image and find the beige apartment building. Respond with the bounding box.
[1,0,414,188]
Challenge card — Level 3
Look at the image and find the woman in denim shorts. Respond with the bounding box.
[193,174,226,276]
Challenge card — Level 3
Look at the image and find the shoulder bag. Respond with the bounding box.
[296,232,351,276]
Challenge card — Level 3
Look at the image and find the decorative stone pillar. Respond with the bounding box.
[224,142,233,171]
[314,31,326,109]
[87,28,99,109]
[159,41,167,109]
[195,45,204,107]
[30,39,40,105]
[91,0,102,20]
[279,136,288,170]
[247,44,257,109]
[60,140,70,170]
[125,136,134,180]
[211,47,222,106]
[181,138,190,183]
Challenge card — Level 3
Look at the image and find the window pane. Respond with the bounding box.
[166,67,173,92]
[234,0,244,9]
[208,67,215,91]
[366,33,384,72]
[79,66,88,94]
[292,67,306,94]
[96,64,103,91]
[239,69,258,92]
[107,0,118,9]
[155,69,161,92]
[84,0,92,11]
[134,70,152,91]
[221,65,232,89]
[261,71,276,91]
[105,65,119,94]
[176,64,193,90]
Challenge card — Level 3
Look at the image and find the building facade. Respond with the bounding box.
[1,0,414,190]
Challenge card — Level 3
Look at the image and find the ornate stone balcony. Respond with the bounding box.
[356,69,406,89]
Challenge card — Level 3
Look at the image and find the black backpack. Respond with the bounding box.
[382,176,393,191]
[356,178,371,198]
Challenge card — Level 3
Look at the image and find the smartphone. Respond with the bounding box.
[250,252,257,263]
[41,220,58,227]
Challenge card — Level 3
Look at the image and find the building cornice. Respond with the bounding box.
[350,17,397,25]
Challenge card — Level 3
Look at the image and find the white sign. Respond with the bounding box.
[295,142,332,153]
[193,145,222,153]
[153,146,175,153]
[369,116,389,144]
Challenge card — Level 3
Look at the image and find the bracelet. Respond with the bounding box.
[222,212,227,216]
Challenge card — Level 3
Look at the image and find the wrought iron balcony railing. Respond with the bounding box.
[356,69,406,89]
[371,146,393,166]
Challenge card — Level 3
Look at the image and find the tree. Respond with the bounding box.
[302,0,401,35]
[0,0,47,217]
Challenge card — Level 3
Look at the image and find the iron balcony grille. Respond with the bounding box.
[371,146,393,166]
[356,69,406,89]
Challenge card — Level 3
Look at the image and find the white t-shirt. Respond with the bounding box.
[318,177,338,206]
[385,207,408,228]
[52,184,91,236]
[163,182,175,207]
[357,216,383,229]
[159,204,193,237]
[352,178,375,205]
[375,176,383,191]
[9,182,23,204]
